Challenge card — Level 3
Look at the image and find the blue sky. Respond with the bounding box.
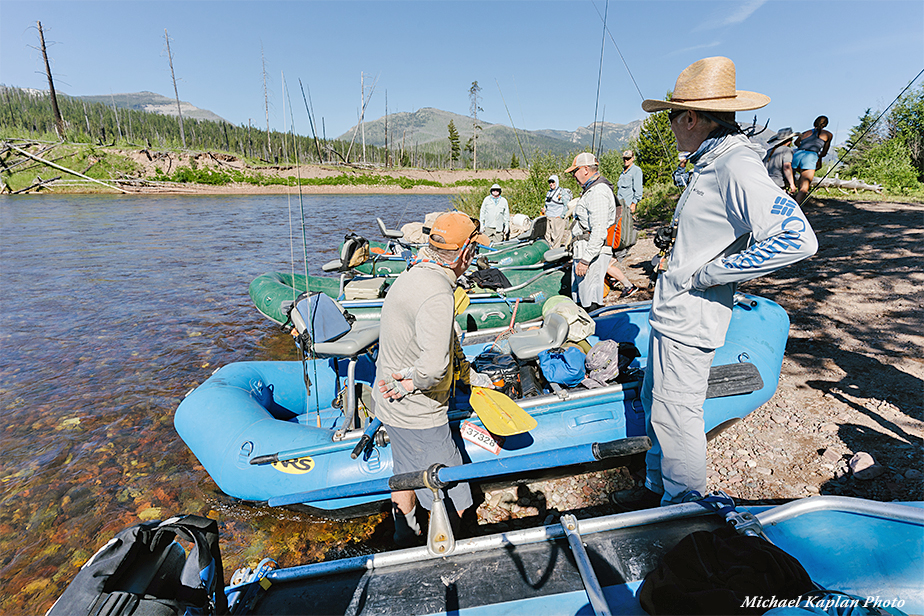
[1,0,922,145]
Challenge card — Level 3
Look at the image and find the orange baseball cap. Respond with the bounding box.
[429,212,490,250]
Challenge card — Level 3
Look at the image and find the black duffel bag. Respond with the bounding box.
[48,515,227,616]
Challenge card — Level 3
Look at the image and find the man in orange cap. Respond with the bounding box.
[612,57,818,511]
[373,211,492,546]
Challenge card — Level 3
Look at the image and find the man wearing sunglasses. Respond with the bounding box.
[612,57,818,511]
[374,212,493,547]
[565,151,617,311]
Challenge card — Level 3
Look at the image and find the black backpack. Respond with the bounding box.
[47,515,227,616]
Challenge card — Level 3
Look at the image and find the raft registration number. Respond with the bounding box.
[271,456,315,474]
[461,421,503,454]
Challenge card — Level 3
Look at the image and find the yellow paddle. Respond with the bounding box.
[454,286,471,315]
[470,387,537,436]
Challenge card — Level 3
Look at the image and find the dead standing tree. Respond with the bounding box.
[35,21,65,141]
[164,29,186,148]
[469,81,482,170]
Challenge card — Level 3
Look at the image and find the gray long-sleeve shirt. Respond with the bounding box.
[571,176,616,264]
[372,260,466,429]
[652,134,818,349]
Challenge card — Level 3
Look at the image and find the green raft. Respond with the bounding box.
[353,238,552,276]
[249,265,568,332]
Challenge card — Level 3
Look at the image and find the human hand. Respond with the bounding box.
[575,261,589,277]
[379,373,413,400]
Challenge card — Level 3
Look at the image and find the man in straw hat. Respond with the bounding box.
[374,212,493,546]
[611,57,818,511]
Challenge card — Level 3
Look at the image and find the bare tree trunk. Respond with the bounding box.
[262,44,270,160]
[110,93,123,140]
[360,72,366,163]
[164,30,186,148]
[384,90,388,167]
[37,22,65,140]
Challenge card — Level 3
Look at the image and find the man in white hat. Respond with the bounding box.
[564,152,620,311]
[479,183,509,244]
[612,57,818,510]
[764,128,798,193]
[541,174,573,248]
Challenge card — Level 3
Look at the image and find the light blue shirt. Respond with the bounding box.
[616,164,644,207]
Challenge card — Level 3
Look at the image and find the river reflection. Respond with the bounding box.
[0,193,451,613]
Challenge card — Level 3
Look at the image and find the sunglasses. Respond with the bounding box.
[668,109,687,123]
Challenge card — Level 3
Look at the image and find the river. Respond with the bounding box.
[0,193,453,613]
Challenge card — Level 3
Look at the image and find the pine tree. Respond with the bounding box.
[509,153,519,169]
[630,103,677,186]
[447,120,460,169]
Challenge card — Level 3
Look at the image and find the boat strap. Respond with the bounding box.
[692,491,765,538]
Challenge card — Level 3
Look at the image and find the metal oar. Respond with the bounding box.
[268,436,651,508]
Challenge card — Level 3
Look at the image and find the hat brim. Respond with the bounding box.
[642,90,770,113]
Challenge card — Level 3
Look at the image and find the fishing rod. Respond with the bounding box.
[591,0,608,155]
[283,72,323,426]
[591,1,675,166]
[298,78,324,164]
[803,67,924,203]
[495,79,530,168]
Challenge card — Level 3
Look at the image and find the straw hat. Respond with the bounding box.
[642,56,770,113]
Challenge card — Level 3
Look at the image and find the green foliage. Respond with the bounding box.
[857,138,921,193]
[510,153,519,169]
[887,85,923,181]
[839,108,882,177]
[450,151,580,219]
[635,181,681,223]
[447,120,461,169]
[629,105,677,186]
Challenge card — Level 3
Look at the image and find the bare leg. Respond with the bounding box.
[794,168,816,204]
[606,259,632,288]
[391,490,421,546]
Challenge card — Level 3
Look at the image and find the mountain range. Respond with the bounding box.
[71,90,227,123]
[336,107,643,157]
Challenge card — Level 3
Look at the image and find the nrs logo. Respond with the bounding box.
[271,456,315,474]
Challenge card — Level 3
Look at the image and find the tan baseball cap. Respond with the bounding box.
[565,152,599,173]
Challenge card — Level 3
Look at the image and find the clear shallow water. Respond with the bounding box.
[0,193,451,613]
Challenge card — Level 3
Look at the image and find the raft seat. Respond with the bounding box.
[313,321,380,432]
[507,313,569,360]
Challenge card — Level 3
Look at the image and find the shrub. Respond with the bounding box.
[636,181,680,223]
[860,138,922,193]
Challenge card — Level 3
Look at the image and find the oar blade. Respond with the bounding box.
[470,387,537,436]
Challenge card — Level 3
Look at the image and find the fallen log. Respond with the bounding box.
[12,175,62,194]
[7,144,130,194]
[812,173,882,193]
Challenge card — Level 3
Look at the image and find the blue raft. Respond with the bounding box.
[232,497,924,615]
[174,294,789,518]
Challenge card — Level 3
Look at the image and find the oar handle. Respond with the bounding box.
[350,418,382,459]
[250,453,278,466]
